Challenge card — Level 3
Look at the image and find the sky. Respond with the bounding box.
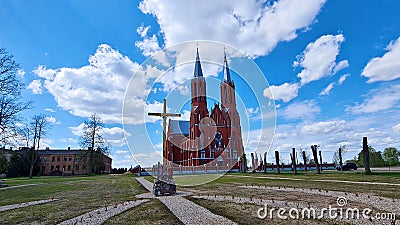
[1,0,400,168]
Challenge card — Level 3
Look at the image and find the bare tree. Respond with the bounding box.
[80,114,110,175]
[27,114,51,178]
[0,48,31,146]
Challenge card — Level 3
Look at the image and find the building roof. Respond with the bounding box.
[169,120,190,136]
[36,149,86,155]
[223,50,232,82]
[194,47,203,77]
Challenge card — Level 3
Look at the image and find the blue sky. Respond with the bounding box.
[1,0,400,168]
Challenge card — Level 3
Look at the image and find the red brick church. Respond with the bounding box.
[165,48,244,170]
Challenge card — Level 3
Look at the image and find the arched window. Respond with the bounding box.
[231,131,236,151]
[231,131,238,159]
[224,86,227,103]
[200,130,205,149]
[214,132,223,148]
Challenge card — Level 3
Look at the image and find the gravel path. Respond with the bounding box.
[0,199,57,212]
[58,199,149,225]
[227,174,400,186]
[0,183,39,190]
[193,195,399,225]
[135,178,237,225]
[240,185,400,215]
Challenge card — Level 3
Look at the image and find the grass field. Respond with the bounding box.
[1,171,399,224]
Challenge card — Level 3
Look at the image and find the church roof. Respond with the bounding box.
[194,47,204,77]
[223,50,232,82]
[169,120,190,136]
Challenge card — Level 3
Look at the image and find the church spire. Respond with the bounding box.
[223,49,231,82]
[194,47,203,77]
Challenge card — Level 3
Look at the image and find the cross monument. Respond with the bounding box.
[148,99,181,173]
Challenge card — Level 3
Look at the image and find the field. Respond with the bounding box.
[1,171,399,224]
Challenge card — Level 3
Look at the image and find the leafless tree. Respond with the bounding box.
[27,114,51,178]
[0,48,31,146]
[80,114,110,175]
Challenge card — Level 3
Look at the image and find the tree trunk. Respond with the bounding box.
[292,148,297,174]
[363,137,371,175]
[263,152,267,174]
[319,150,323,171]
[275,151,280,174]
[339,147,343,170]
[29,164,34,178]
[311,145,321,174]
[302,151,307,171]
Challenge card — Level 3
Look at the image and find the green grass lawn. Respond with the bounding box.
[1,171,399,224]
[0,175,152,224]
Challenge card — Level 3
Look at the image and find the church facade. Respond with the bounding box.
[165,48,244,170]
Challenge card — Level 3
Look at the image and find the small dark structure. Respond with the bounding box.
[153,178,176,196]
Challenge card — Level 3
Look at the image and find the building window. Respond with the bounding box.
[57,157,60,162]
[75,165,79,170]
[200,150,205,159]
[69,156,72,161]
[67,165,71,171]
[82,165,86,170]
[56,165,60,171]
[200,131,204,149]
[51,166,54,171]
[52,156,55,162]
[211,150,215,159]
[64,156,67,161]
[62,166,65,171]
[43,156,47,162]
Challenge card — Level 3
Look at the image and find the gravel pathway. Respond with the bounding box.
[0,183,39,190]
[228,174,400,186]
[58,199,149,225]
[135,178,237,225]
[193,195,399,225]
[0,199,57,212]
[240,185,400,215]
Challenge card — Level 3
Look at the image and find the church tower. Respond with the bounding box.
[190,48,209,141]
[220,50,243,164]
[220,51,236,110]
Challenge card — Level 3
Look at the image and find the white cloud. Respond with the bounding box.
[319,82,334,96]
[301,120,346,135]
[33,44,158,124]
[27,80,42,94]
[139,0,326,58]
[135,34,161,57]
[264,82,300,102]
[319,73,349,96]
[136,24,151,38]
[70,123,131,147]
[332,60,349,74]
[115,150,129,154]
[338,73,349,85]
[393,124,400,134]
[180,110,191,121]
[33,65,57,80]
[362,37,400,83]
[265,34,347,102]
[347,84,400,114]
[45,116,60,124]
[17,69,25,77]
[70,123,85,136]
[45,108,56,113]
[295,34,347,85]
[281,100,320,120]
